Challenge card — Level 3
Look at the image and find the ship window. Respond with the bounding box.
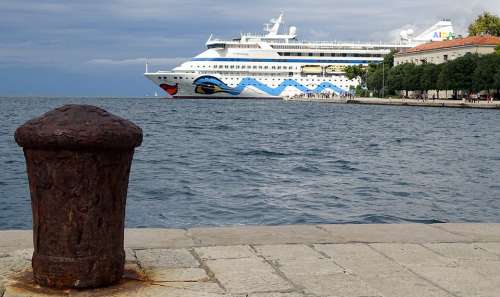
[163,77,167,79]
[259,66,262,69]
[308,53,313,56]
[158,77,162,80]
[173,77,177,79]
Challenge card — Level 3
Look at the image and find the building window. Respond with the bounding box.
[444,55,448,61]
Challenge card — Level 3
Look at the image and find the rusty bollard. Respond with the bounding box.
[15,105,142,289]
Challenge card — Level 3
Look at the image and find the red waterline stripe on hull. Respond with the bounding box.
[160,83,178,96]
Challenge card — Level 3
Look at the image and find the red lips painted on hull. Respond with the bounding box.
[160,83,178,95]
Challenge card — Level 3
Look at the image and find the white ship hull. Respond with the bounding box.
[145,71,357,99]
[144,14,454,98]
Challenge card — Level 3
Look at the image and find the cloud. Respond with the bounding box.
[0,1,69,13]
[1,0,500,96]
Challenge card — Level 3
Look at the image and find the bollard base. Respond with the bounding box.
[32,250,125,289]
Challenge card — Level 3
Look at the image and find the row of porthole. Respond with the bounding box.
[191,65,298,70]
[159,76,353,84]
[158,76,194,80]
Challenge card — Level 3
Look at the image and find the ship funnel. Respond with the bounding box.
[414,20,455,42]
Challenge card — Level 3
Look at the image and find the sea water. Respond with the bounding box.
[1,97,499,229]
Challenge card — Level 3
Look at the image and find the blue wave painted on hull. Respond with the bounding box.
[194,76,349,97]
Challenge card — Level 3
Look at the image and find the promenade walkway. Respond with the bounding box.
[1,223,500,296]
[285,97,500,109]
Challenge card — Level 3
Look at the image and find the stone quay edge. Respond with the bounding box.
[1,223,499,297]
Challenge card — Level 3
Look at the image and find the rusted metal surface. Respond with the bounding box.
[6,266,149,296]
[15,105,142,289]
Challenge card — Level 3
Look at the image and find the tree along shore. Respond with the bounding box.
[346,49,500,100]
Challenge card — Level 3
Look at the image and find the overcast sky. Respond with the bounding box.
[1,0,499,96]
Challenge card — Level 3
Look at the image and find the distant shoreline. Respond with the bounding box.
[285,97,500,109]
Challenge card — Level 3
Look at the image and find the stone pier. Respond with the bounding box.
[285,97,500,109]
[1,223,500,297]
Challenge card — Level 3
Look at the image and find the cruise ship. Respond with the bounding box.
[145,14,454,98]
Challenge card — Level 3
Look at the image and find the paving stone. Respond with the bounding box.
[369,243,500,297]
[136,285,226,297]
[4,279,68,297]
[1,279,5,297]
[189,225,333,246]
[125,229,195,249]
[406,264,500,297]
[124,248,136,262]
[8,250,33,262]
[69,280,224,297]
[194,245,255,260]
[457,259,500,278]
[319,224,468,244]
[247,293,303,297]
[278,258,345,277]
[370,243,455,266]
[434,224,500,242]
[135,249,199,269]
[254,244,324,261]
[315,244,453,297]
[123,262,146,281]
[0,231,33,250]
[0,256,31,279]
[475,242,500,256]
[145,268,209,282]
[150,282,224,294]
[0,249,10,258]
[289,273,382,297]
[424,243,500,260]
[205,257,292,294]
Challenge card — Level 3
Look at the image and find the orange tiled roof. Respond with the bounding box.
[403,35,500,54]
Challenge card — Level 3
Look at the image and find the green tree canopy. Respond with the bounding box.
[344,65,367,86]
[387,64,405,93]
[402,63,421,92]
[472,54,500,92]
[366,67,383,93]
[494,68,500,90]
[468,12,500,36]
[420,63,438,92]
[447,53,479,93]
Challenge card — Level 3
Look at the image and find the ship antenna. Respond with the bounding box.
[145,59,149,74]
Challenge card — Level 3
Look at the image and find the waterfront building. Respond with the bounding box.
[394,35,500,65]
[394,35,500,99]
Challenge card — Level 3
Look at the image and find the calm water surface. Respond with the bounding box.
[1,97,499,229]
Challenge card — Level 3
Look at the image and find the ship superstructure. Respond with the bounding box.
[145,14,454,98]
